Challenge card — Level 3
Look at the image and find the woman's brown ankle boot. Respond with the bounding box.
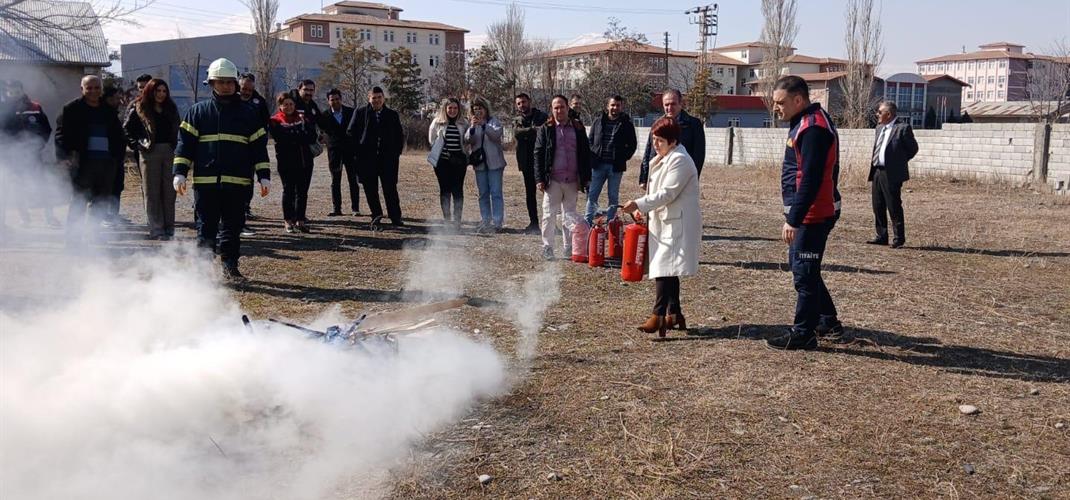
[637,315,663,333]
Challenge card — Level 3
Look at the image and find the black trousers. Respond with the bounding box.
[520,165,539,226]
[108,157,125,216]
[789,218,839,334]
[66,158,117,245]
[653,277,681,316]
[871,168,905,243]
[434,157,466,221]
[328,145,360,212]
[278,155,314,222]
[360,155,402,222]
[194,184,249,266]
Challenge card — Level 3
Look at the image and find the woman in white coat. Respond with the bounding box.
[621,117,702,336]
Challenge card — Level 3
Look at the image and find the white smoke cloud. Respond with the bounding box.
[0,249,507,500]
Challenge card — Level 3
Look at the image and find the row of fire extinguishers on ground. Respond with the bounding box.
[563,208,648,282]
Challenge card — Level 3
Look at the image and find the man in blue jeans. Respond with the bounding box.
[586,95,637,225]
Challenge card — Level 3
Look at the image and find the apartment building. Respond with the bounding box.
[916,42,1068,104]
[280,1,467,81]
[712,41,849,95]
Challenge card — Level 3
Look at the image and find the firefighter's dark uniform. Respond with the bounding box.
[781,102,843,335]
[173,93,269,268]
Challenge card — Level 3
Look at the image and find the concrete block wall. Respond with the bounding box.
[628,123,1069,190]
[1047,124,1070,191]
[910,123,1038,182]
[632,127,731,167]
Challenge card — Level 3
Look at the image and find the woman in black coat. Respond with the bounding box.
[268,93,317,233]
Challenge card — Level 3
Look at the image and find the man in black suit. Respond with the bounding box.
[320,88,360,216]
[868,101,918,249]
[347,86,405,227]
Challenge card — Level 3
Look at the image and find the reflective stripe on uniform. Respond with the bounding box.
[784,200,841,214]
[173,156,192,166]
[248,128,267,142]
[254,162,270,171]
[192,175,253,186]
[180,121,199,137]
[200,133,249,144]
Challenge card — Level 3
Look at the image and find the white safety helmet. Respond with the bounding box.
[204,58,239,83]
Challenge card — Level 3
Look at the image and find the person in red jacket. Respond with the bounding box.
[269,93,318,234]
[768,75,844,350]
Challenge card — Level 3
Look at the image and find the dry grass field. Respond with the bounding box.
[4,151,1068,498]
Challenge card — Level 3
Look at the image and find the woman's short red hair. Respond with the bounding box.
[650,117,680,144]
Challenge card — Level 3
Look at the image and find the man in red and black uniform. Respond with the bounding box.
[768,75,844,350]
[1,80,56,227]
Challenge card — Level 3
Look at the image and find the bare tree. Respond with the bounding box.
[1027,39,1070,125]
[320,28,382,105]
[840,0,884,129]
[758,0,798,125]
[487,2,543,98]
[174,28,203,103]
[574,18,655,122]
[243,0,280,101]
[427,43,467,101]
[0,0,148,46]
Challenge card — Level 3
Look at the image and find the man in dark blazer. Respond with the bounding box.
[868,101,918,248]
[347,86,405,227]
[320,88,360,216]
[638,89,705,188]
[54,75,126,248]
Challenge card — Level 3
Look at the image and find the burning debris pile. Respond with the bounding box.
[248,298,470,355]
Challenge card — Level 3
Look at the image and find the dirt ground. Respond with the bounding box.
[9,151,1070,498]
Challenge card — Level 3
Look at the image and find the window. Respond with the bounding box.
[728,117,741,127]
[989,60,995,68]
[966,91,973,99]
[741,50,749,59]
[310,24,324,38]
[987,91,994,99]
[357,28,371,41]
[383,30,395,42]
[998,75,1006,85]
[726,87,734,95]
[967,76,975,84]
[335,27,341,39]
[728,67,734,76]
[762,118,774,128]
[429,55,440,67]
[411,53,418,65]
[748,68,756,78]
[429,33,440,45]
[715,67,723,76]
[998,60,1006,68]
[406,32,416,43]
[997,90,1005,99]
[968,61,975,68]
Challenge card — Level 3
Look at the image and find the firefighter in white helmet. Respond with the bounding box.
[173,58,271,280]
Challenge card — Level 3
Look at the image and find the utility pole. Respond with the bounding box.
[686,4,718,70]
[192,53,201,102]
[663,31,671,88]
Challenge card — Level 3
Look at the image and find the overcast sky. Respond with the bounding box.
[105,0,1070,75]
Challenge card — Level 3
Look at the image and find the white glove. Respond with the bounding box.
[258,177,271,197]
[173,174,188,196]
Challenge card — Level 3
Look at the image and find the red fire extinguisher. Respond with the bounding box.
[621,212,648,282]
[570,218,590,263]
[606,215,623,259]
[588,220,607,268]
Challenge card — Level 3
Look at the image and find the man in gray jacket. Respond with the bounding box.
[867,101,918,249]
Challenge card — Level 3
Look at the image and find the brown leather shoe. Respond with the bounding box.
[637,315,663,333]
[667,313,687,331]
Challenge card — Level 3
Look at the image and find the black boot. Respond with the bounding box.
[767,329,817,350]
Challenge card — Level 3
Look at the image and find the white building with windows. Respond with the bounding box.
[916,42,1068,104]
[281,1,466,82]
